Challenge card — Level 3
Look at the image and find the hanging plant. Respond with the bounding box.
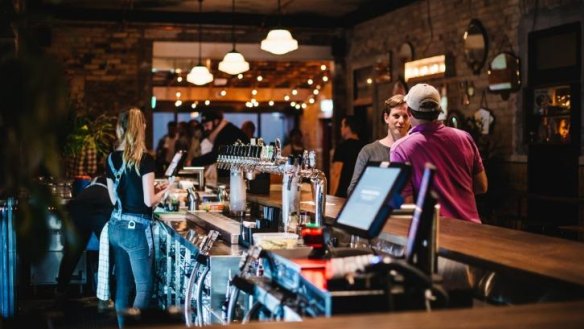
[63,111,117,162]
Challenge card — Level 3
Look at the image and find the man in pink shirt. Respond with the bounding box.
[390,83,488,223]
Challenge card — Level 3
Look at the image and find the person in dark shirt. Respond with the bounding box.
[55,175,113,299]
[330,116,364,197]
[190,110,249,183]
[281,128,305,157]
[106,108,169,328]
[240,120,256,140]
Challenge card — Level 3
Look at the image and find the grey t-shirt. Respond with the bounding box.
[346,141,391,196]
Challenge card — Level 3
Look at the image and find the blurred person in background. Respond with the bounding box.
[330,116,364,198]
[241,120,256,140]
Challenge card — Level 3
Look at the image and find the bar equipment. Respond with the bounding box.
[186,188,201,211]
[216,138,327,228]
[229,168,247,216]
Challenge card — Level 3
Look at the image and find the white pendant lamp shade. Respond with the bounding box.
[187,64,214,85]
[219,51,250,75]
[188,0,214,86]
[261,29,298,55]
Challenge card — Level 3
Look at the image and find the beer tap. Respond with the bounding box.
[217,141,327,227]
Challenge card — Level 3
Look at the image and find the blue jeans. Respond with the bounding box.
[108,214,153,327]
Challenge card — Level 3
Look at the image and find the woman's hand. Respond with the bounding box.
[154,181,169,194]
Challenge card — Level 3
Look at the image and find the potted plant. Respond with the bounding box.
[62,106,117,179]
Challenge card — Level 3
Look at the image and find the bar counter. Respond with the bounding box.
[152,188,584,328]
[139,300,584,329]
[197,300,584,329]
[247,190,584,289]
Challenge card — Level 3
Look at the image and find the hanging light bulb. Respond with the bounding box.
[219,0,250,75]
[260,0,298,55]
[187,0,214,86]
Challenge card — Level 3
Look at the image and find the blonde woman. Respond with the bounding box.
[106,108,168,327]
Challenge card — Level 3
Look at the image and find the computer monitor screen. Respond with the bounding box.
[405,163,438,274]
[334,164,410,239]
[164,151,185,177]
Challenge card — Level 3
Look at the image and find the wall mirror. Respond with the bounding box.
[445,110,465,130]
[463,19,488,75]
[398,42,414,63]
[488,52,521,100]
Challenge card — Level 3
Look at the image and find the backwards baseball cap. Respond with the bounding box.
[200,110,223,123]
[404,83,441,112]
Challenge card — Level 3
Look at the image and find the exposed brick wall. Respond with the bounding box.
[347,0,583,225]
[47,22,195,147]
[348,0,522,157]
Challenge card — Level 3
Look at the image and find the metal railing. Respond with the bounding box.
[1,198,17,319]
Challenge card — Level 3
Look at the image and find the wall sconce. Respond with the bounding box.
[404,55,447,82]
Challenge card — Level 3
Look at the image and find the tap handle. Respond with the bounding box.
[302,150,309,169]
[274,138,281,150]
[309,151,316,168]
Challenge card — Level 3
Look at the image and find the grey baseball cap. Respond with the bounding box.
[404,83,441,112]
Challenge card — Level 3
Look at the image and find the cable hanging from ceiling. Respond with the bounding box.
[219,0,250,75]
[187,0,214,86]
[261,0,299,55]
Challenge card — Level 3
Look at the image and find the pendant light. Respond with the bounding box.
[187,0,214,85]
[260,0,298,55]
[219,0,250,75]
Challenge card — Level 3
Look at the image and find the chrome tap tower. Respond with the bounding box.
[217,139,327,227]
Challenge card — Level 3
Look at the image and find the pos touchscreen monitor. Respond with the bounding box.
[164,150,186,178]
[334,163,411,239]
[405,163,438,274]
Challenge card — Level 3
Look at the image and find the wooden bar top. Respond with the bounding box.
[199,300,584,329]
[381,217,584,287]
[247,190,584,287]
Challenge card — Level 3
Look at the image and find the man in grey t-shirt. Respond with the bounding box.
[347,94,410,195]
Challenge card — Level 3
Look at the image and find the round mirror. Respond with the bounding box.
[463,19,488,75]
[445,110,465,130]
[488,52,521,100]
[398,42,414,63]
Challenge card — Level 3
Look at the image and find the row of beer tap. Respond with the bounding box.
[216,138,327,227]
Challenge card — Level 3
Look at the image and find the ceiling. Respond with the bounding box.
[37,0,416,29]
[33,0,415,109]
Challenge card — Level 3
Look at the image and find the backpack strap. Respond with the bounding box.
[108,153,127,215]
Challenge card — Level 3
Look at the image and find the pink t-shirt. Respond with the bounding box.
[390,123,484,223]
